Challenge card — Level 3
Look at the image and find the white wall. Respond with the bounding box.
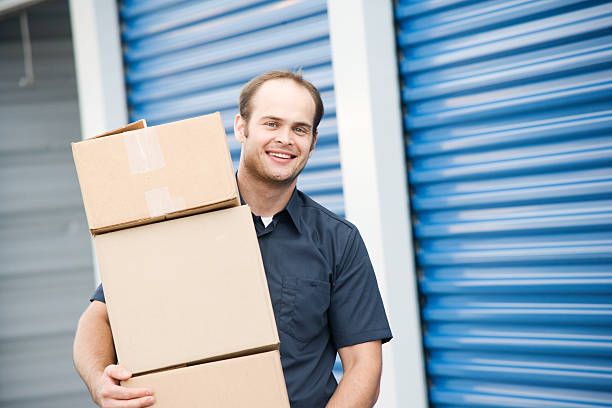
[69,0,128,283]
[69,0,127,136]
[327,1,428,406]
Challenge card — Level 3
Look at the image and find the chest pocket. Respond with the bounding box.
[279,276,331,343]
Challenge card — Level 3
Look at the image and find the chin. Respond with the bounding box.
[269,174,293,183]
[266,171,296,184]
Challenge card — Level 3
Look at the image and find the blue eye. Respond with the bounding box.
[266,122,278,128]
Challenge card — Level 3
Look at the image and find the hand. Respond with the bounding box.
[93,364,155,408]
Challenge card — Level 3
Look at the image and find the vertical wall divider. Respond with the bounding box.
[328,1,428,406]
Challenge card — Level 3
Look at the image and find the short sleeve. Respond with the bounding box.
[90,283,106,303]
[329,228,392,349]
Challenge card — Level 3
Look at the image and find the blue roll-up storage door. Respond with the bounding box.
[396,1,612,406]
[119,0,344,380]
[119,0,344,216]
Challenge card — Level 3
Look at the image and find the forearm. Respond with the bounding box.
[73,303,116,398]
[326,363,380,408]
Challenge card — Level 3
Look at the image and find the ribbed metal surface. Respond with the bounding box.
[120,0,344,216]
[0,1,96,406]
[396,0,612,406]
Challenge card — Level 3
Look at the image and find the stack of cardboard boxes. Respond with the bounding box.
[72,113,290,406]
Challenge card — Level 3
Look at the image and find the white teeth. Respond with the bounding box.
[269,152,292,159]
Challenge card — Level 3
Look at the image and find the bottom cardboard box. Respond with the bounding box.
[123,350,289,407]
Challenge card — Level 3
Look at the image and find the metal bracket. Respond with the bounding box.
[19,10,34,88]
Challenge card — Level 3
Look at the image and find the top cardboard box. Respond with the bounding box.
[72,112,239,234]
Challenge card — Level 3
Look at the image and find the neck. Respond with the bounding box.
[237,167,296,217]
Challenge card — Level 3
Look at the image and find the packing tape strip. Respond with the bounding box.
[124,127,166,174]
[145,187,187,218]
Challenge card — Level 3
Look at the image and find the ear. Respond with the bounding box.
[308,129,318,158]
[234,114,247,143]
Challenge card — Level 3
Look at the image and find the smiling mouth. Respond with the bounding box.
[267,151,296,159]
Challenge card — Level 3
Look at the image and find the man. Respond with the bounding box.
[73,70,392,407]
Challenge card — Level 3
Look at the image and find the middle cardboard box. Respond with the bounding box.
[94,205,279,375]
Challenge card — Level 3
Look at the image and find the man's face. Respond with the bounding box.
[235,79,318,186]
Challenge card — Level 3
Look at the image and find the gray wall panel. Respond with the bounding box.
[0,0,96,405]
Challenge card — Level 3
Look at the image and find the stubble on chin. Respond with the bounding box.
[255,156,303,186]
[242,149,291,185]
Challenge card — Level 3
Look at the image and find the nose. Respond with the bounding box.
[274,127,293,145]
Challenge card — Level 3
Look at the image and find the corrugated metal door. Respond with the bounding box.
[396,1,612,406]
[119,0,344,379]
[119,0,344,216]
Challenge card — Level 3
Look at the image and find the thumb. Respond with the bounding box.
[104,364,132,381]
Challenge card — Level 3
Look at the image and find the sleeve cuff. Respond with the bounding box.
[334,328,393,349]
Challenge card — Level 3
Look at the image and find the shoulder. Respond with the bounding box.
[296,190,364,263]
[297,190,358,234]
[297,192,372,282]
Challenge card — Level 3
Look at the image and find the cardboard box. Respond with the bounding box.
[94,205,279,375]
[124,351,289,407]
[72,112,239,234]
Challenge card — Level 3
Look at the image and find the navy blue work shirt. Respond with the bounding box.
[91,188,392,407]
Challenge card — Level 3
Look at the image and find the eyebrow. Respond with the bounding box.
[260,116,313,130]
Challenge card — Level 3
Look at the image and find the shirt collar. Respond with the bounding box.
[284,188,303,234]
[237,184,303,235]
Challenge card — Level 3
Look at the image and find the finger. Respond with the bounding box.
[104,364,132,381]
[110,384,154,400]
[121,395,156,408]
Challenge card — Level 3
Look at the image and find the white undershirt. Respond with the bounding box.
[261,216,273,227]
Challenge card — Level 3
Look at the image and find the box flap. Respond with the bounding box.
[91,119,147,139]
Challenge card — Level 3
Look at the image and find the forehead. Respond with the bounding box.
[249,79,316,125]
